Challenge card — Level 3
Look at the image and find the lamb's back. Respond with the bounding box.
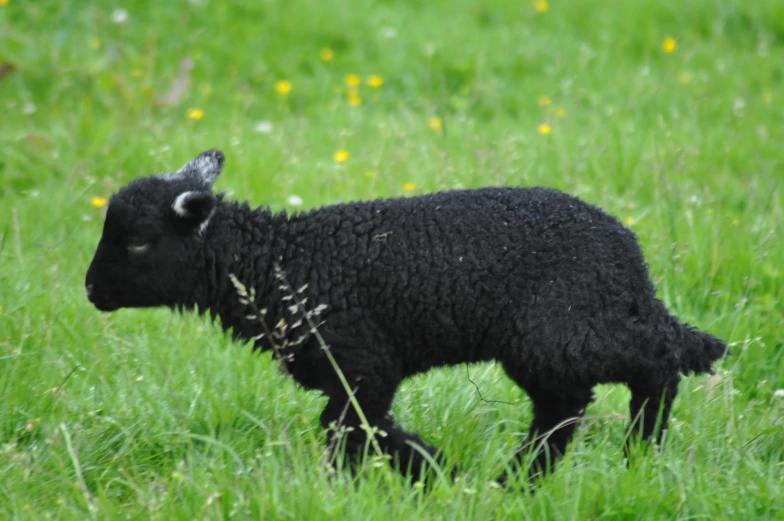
[283,187,655,367]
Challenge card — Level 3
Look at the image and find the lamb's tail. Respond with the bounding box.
[673,318,728,376]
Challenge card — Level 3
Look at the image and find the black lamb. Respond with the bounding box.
[85,150,727,485]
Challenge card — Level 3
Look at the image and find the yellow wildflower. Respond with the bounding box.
[428,117,443,132]
[367,75,384,88]
[334,149,349,163]
[345,74,361,87]
[91,196,108,208]
[347,92,362,106]
[538,95,551,106]
[537,123,552,135]
[90,37,101,49]
[662,37,677,54]
[625,216,634,226]
[0,0,9,6]
[275,80,292,95]
[320,48,334,61]
[555,107,567,118]
[186,108,204,120]
[403,182,416,191]
[534,0,549,13]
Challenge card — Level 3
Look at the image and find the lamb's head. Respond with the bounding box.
[85,150,225,312]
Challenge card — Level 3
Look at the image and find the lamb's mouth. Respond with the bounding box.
[86,284,121,312]
[93,301,121,312]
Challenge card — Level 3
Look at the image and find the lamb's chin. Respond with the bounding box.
[93,301,120,312]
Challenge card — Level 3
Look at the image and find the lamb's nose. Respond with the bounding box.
[86,284,95,300]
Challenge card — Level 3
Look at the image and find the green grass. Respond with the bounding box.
[1,0,783,519]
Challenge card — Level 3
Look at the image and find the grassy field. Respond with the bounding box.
[1,0,783,519]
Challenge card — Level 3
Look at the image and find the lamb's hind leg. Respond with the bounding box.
[625,374,680,460]
[497,382,593,486]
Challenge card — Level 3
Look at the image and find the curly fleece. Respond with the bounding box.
[85,150,727,483]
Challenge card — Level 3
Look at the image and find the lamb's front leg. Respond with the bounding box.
[319,386,447,482]
[295,314,452,481]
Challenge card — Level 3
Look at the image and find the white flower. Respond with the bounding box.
[380,27,397,39]
[23,103,36,115]
[254,120,273,134]
[287,195,303,206]
[111,9,129,24]
[733,98,746,117]
[774,389,784,398]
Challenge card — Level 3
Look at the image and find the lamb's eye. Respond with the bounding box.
[127,243,150,254]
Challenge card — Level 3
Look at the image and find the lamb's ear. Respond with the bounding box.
[172,190,216,226]
[178,149,225,188]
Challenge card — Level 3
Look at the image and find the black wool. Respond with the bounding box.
[86,150,727,484]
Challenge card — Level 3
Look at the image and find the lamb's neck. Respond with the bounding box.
[201,201,289,341]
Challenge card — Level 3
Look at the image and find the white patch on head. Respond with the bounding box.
[172,191,214,236]
[172,191,197,217]
[198,211,214,236]
[161,170,185,182]
[188,155,220,186]
[159,150,224,186]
